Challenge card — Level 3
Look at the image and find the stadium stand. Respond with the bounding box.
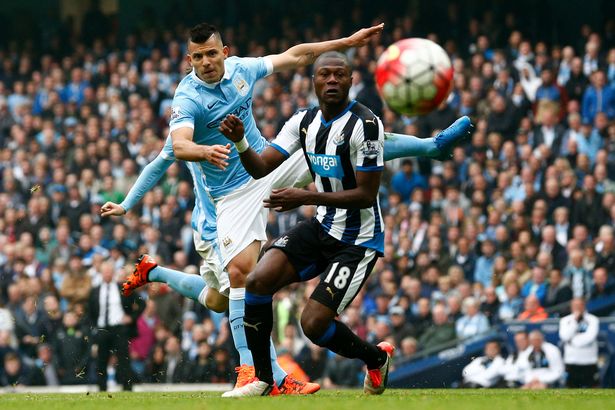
[0,1,614,390]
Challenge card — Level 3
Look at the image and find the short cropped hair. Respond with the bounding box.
[314,51,350,69]
[189,23,220,44]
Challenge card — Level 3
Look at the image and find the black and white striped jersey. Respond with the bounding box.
[270,100,385,253]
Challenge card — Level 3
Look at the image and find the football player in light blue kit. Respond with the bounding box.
[116,21,387,395]
[101,21,471,394]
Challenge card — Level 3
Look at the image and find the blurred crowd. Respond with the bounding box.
[1,3,615,389]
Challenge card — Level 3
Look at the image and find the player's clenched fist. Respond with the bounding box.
[218,114,245,143]
[100,202,126,217]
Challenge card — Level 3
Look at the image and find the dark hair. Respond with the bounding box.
[189,22,220,44]
[314,51,351,69]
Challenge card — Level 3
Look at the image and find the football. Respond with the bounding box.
[375,38,454,116]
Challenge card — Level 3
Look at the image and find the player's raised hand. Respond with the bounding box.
[219,114,245,143]
[203,143,231,170]
[346,23,384,48]
[100,202,126,217]
[264,188,309,212]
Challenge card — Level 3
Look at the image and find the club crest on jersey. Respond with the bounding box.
[274,235,289,247]
[171,106,181,121]
[222,236,233,248]
[332,131,345,146]
[233,77,249,96]
[361,140,381,159]
[307,152,344,179]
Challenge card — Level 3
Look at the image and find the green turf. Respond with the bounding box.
[2,389,615,410]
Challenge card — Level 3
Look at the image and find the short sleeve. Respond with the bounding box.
[270,111,306,158]
[169,96,199,132]
[352,116,385,172]
[240,57,273,81]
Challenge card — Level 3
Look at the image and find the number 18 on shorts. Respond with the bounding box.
[268,218,379,314]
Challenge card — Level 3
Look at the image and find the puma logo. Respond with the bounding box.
[301,127,308,135]
[365,118,376,125]
[326,287,336,299]
[243,321,262,332]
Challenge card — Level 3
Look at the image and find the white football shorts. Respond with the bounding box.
[215,150,310,268]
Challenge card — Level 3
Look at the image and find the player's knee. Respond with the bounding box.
[300,313,330,344]
[205,293,228,313]
[245,271,270,295]
[227,265,247,288]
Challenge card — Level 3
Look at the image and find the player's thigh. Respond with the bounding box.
[215,180,269,268]
[193,231,230,296]
[269,150,312,189]
[310,245,379,315]
[247,248,298,294]
[266,219,327,283]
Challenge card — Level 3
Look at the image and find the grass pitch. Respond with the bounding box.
[2,389,614,410]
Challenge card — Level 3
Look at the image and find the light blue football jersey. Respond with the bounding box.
[160,136,218,242]
[169,56,273,198]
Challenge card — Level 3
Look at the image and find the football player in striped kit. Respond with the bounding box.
[218,51,471,396]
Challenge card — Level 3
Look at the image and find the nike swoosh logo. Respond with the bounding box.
[207,101,219,110]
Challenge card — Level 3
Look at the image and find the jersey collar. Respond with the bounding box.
[190,61,233,89]
[319,100,357,127]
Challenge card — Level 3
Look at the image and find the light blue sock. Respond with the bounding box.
[229,288,254,366]
[383,132,439,161]
[269,338,288,386]
[148,266,206,302]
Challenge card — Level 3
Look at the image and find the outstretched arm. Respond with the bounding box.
[267,24,384,72]
[219,114,286,178]
[101,152,174,216]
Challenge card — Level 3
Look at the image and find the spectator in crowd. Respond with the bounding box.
[395,337,418,366]
[418,304,456,349]
[521,267,548,305]
[53,310,90,385]
[581,71,615,124]
[32,343,60,386]
[456,297,490,339]
[590,267,615,299]
[192,340,215,383]
[88,261,144,391]
[13,296,46,359]
[520,330,564,389]
[158,336,193,383]
[563,248,593,299]
[498,280,524,322]
[518,295,548,322]
[474,240,497,287]
[462,340,505,388]
[501,331,530,388]
[559,298,600,388]
[480,286,501,325]
[389,306,416,347]
[0,352,44,387]
[391,160,427,203]
[544,269,573,313]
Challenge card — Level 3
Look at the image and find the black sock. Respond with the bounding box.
[243,299,274,385]
[318,321,387,370]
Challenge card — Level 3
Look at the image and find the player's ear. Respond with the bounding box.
[185,53,192,67]
[222,45,229,59]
